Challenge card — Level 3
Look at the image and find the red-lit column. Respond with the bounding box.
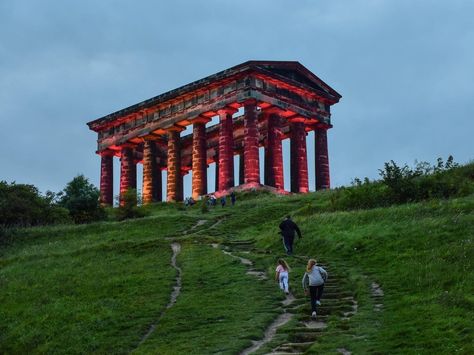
[142,140,161,205]
[290,119,309,193]
[214,149,219,192]
[265,112,284,190]
[217,107,237,191]
[191,118,210,199]
[243,100,260,185]
[315,126,331,190]
[238,149,245,185]
[119,145,137,205]
[99,150,114,206]
[167,128,183,202]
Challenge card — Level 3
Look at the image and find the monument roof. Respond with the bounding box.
[87,60,341,130]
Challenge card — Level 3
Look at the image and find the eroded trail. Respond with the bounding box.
[135,242,182,349]
[216,242,365,355]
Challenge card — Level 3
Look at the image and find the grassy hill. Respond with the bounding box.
[1,166,473,354]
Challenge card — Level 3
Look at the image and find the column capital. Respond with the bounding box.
[120,143,136,150]
[287,115,307,124]
[313,123,333,130]
[98,149,116,157]
[166,124,186,133]
[217,106,238,116]
[242,98,258,106]
[262,106,284,115]
[190,115,212,125]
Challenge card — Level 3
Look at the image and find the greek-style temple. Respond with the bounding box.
[87,60,341,204]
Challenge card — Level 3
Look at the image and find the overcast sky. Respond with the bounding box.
[1,0,473,198]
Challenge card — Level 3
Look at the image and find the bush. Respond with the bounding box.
[58,175,106,224]
[326,157,473,211]
[0,181,70,227]
[115,189,147,221]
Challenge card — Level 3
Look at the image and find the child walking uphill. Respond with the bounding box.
[302,259,328,319]
[275,259,290,295]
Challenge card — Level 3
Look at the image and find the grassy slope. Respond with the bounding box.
[135,244,280,354]
[1,190,473,353]
[0,213,196,353]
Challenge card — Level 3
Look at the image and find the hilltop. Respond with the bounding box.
[1,163,473,354]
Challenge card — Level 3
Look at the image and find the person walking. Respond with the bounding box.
[230,191,236,206]
[220,196,226,207]
[278,215,302,255]
[275,258,290,295]
[302,259,328,319]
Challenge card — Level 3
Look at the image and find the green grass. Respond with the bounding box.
[135,244,281,354]
[1,184,473,353]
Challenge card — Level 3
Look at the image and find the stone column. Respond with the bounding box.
[214,149,219,192]
[265,112,284,190]
[191,117,210,199]
[238,150,245,186]
[243,100,260,185]
[119,145,137,205]
[99,150,114,206]
[217,107,237,191]
[290,119,309,193]
[166,128,183,202]
[142,140,160,205]
[315,126,330,190]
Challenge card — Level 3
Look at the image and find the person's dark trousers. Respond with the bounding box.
[309,285,325,312]
[283,235,294,255]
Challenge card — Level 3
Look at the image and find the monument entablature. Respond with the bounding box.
[87,60,341,204]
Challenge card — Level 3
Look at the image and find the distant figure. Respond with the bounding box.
[188,197,195,206]
[278,215,302,255]
[302,259,328,319]
[275,258,290,295]
[210,194,217,206]
[230,191,236,206]
[220,196,226,207]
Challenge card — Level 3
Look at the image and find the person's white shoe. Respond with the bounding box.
[316,300,321,306]
[311,311,317,319]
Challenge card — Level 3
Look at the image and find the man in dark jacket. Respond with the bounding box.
[279,215,302,255]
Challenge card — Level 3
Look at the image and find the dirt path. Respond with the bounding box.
[135,242,182,349]
[216,243,363,355]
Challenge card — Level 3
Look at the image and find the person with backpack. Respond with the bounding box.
[278,215,302,255]
[275,258,291,295]
[302,258,328,319]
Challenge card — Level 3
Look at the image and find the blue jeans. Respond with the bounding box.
[283,236,294,255]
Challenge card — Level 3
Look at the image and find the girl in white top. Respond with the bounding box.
[275,258,290,294]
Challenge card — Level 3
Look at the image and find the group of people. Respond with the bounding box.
[184,191,237,208]
[275,215,327,318]
[206,191,237,207]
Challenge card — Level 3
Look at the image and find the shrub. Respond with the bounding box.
[0,181,70,227]
[201,197,210,214]
[116,189,147,221]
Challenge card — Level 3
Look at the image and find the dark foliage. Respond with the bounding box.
[115,189,147,221]
[58,175,106,224]
[329,157,473,211]
[0,181,70,228]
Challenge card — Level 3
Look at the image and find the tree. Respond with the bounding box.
[59,175,105,224]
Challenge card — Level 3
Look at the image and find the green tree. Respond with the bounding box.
[59,175,105,224]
